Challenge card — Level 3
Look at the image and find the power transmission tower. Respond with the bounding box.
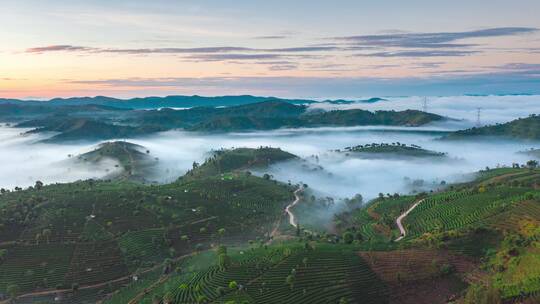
[476,108,482,127]
[422,97,428,112]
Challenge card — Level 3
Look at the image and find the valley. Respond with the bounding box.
[0,96,538,304]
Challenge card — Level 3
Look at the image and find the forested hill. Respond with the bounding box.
[186,147,298,179]
[0,95,315,109]
[0,95,391,109]
[340,142,447,158]
[444,115,540,140]
[4,100,446,141]
[75,141,159,182]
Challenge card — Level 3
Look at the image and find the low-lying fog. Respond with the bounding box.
[310,94,540,126]
[0,95,538,205]
[0,126,121,190]
[1,125,537,201]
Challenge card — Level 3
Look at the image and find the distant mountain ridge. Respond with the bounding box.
[2,99,447,142]
[0,95,389,109]
[0,95,316,109]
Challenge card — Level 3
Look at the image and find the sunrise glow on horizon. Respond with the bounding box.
[2,0,540,99]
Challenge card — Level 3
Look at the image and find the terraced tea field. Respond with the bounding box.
[403,186,530,238]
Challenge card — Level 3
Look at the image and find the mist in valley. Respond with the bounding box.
[0,95,538,208]
[309,95,540,126]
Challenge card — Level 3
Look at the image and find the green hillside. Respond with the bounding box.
[186,147,298,179]
[339,142,447,158]
[23,118,163,142]
[0,173,294,301]
[444,115,540,140]
[75,141,159,182]
[336,167,540,302]
[1,149,540,303]
[6,101,446,141]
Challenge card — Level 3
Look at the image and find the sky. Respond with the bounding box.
[1,0,540,99]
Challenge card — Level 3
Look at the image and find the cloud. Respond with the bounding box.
[252,60,297,65]
[487,63,540,77]
[336,27,538,48]
[101,47,252,54]
[184,53,285,62]
[265,46,340,52]
[64,70,540,97]
[253,35,288,39]
[411,62,445,69]
[25,45,338,55]
[356,50,478,57]
[268,64,297,71]
[26,45,95,53]
[68,77,228,87]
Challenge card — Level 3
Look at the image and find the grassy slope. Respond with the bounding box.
[124,244,389,304]
[444,115,540,140]
[186,147,298,179]
[25,118,163,142]
[0,173,293,296]
[342,143,446,158]
[76,141,158,182]
[9,101,446,141]
[105,168,540,304]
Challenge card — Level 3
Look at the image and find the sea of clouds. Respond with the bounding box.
[309,94,540,126]
[0,95,538,201]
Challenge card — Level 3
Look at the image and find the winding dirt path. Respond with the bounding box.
[266,186,303,244]
[394,199,425,242]
[285,187,303,228]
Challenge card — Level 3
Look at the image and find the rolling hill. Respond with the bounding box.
[339,142,447,158]
[186,147,298,179]
[75,141,159,182]
[444,115,540,140]
[0,153,539,303]
[22,118,164,142]
[5,101,447,141]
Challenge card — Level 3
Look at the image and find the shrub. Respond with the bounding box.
[343,232,354,244]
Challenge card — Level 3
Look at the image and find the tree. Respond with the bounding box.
[218,228,226,239]
[526,159,538,170]
[343,232,354,244]
[0,249,7,261]
[163,258,173,274]
[34,180,43,190]
[42,228,52,244]
[196,295,208,304]
[346,194,363,210]
[6,284,19,299]
[285,274,295,290]
[228,280,238,290]
[218,253,231,270]
[464,284,501,304]
[216,286,226,296]
[217,245,227,255]
[355,231,364,242]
